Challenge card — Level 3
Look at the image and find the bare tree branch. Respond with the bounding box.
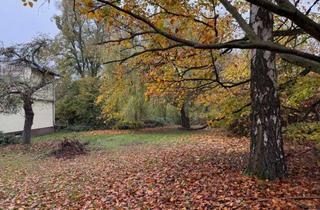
[102,44,185,64]
[245,0,320,41]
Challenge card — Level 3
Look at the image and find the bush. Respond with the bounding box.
[284,122,320,155]
[229,116,251,137]
[64,125,94,132]
[56,77,104,129]
[113,120,144,130]
[143,119,164,128]
[284,122,320,143]
[0,132,20,146]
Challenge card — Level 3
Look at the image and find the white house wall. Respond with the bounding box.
[0,65,57,134]
[32,101,54,131]
[0,101,54,133]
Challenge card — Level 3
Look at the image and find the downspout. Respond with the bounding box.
[52,79,55,131]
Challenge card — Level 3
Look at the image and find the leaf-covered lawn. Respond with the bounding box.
[0,128,319,209]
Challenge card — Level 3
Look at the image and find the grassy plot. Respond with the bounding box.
[32,128,196,150]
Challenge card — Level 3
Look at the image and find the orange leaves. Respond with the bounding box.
[82,0,94,8]
[77,0,106,21]
[143,47,214,107]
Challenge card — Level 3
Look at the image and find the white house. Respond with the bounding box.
[0,64,57,136]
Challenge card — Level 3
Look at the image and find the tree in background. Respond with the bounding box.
[97,4,248,129]
[53,0,108,129]
[0,38,57,144]
[55,77,103,130]
[97,63,176,129]
[54,0,106,78]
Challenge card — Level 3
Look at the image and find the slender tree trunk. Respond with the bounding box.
[163,104,167,122]
[180,104,190,129]
[22,97,34,144]
[246,4,287,179]
[315,107,320,121]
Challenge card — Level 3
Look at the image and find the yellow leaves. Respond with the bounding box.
[203,32,215,43]
[155,19,166,31]
[96,95,104,105]
[80,0,95,8]
[123,40,132,48]
[167,0,177,6]
[77,0,106,21]
[86,12,96,20]
[98,64,148,121]
[220,53,250,82]
[123,3,132,11]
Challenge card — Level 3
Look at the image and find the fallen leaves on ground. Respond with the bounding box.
[49,139,88,159]
[0,129,319,209]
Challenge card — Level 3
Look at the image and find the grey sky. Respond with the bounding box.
[0,0,61,46]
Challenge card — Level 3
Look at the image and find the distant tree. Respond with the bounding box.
[54,0,106,78]
[50,0,108,130]
[55,77,103,129]
[0,38,57,144]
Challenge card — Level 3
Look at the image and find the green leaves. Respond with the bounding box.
[284,75,320,109]
[56,77,103,129]
[284,122,320,143]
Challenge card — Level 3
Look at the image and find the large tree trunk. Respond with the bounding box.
[22,97,34,144]
[246,4,287,179]
[180,105,190,129]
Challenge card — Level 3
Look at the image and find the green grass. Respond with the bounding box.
[88,132,192,149]
[32,131,83,142]
[32,129,196,150]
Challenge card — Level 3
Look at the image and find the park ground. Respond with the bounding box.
[0,127,319,209]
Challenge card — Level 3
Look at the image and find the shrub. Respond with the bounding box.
[143,119,164,128]
[284,122,320,155]
[0,132,20,146]
[113,120,144,130]
[284,122,320,143]
[56,77,104,129]
[64,125,94,132]
[229,116,251,137]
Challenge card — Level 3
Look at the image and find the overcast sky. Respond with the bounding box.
[0,0,61,47]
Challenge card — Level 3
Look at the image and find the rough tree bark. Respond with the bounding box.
[22,96,34,144]
[246,4,287,179]
[180,105,190,129]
